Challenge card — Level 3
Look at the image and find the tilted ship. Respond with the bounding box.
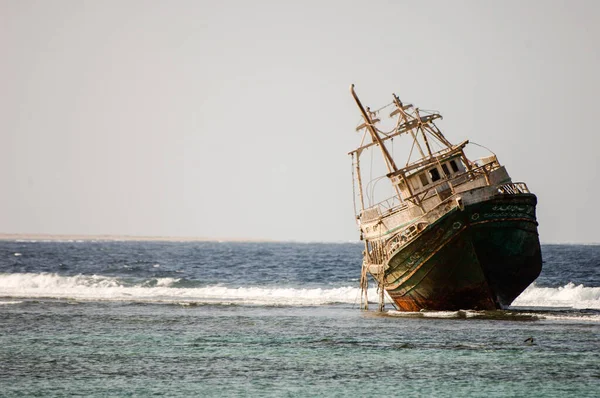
[349,85,542,311]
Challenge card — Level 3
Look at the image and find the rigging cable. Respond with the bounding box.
[470,141,497,156]
[369,147,374,206]
[365,175,386,208]
[368,176,387,209]
[350,154,359,225]
[375,107,404,136]
[390,138,395,197]
[406,135,416,166]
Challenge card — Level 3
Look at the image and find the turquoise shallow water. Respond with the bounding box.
[1,302,599,397]
[0,241,599,396]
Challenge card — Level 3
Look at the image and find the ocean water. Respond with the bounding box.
[0,241,599,397]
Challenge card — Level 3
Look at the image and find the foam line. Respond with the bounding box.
[512,282,600,310]
[0,273,375,306]
[1,273,598,310]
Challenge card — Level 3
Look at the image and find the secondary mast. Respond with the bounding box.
[350,84,398,174]
[350,85,402,200]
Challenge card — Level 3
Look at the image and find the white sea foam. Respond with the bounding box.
[1,273,598,311]
[512,282,600,310]
[387,310,467,319]
[0,300,23,305]
[0,273,375,306]
[520,313,600,322]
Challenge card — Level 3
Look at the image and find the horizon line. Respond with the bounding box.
[0,233,598,246]
[0,233,361,244]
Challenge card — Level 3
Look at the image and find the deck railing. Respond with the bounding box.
[361,159,531,228]
[401,160,500,203]
[360,160,505,224]
[497,182,530,194]
[367,220,430,265]
[360,196,406,222]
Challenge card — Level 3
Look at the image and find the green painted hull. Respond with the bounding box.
[382,193,541,311]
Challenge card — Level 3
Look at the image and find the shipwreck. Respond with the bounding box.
[349,85,542,311]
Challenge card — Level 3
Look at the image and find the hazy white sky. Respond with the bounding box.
[1,0,599,242]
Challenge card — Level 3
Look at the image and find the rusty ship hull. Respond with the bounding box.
[381,193,541,311]
[348,85,542,312]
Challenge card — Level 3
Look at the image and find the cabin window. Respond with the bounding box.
[419,173,429,187]
[449,159,460,173]
[441,163,450,176]
[429,168,441,182]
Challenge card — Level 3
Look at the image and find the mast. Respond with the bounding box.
[353,150,366,211]
[414,108,433,157]
[349,101,443,156]
[350,85,398,174]
[392,94,426,159]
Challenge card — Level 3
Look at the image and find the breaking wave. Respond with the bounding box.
[1,274,598,310]
[0,300,23,305]
[0,273,374,306]
[512,282,600,310]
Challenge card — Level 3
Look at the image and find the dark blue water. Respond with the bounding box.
[1,241,599,396]
[2,241,598,288]
[0,241,361,288]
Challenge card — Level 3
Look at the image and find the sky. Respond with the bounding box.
[1,0,599,243]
